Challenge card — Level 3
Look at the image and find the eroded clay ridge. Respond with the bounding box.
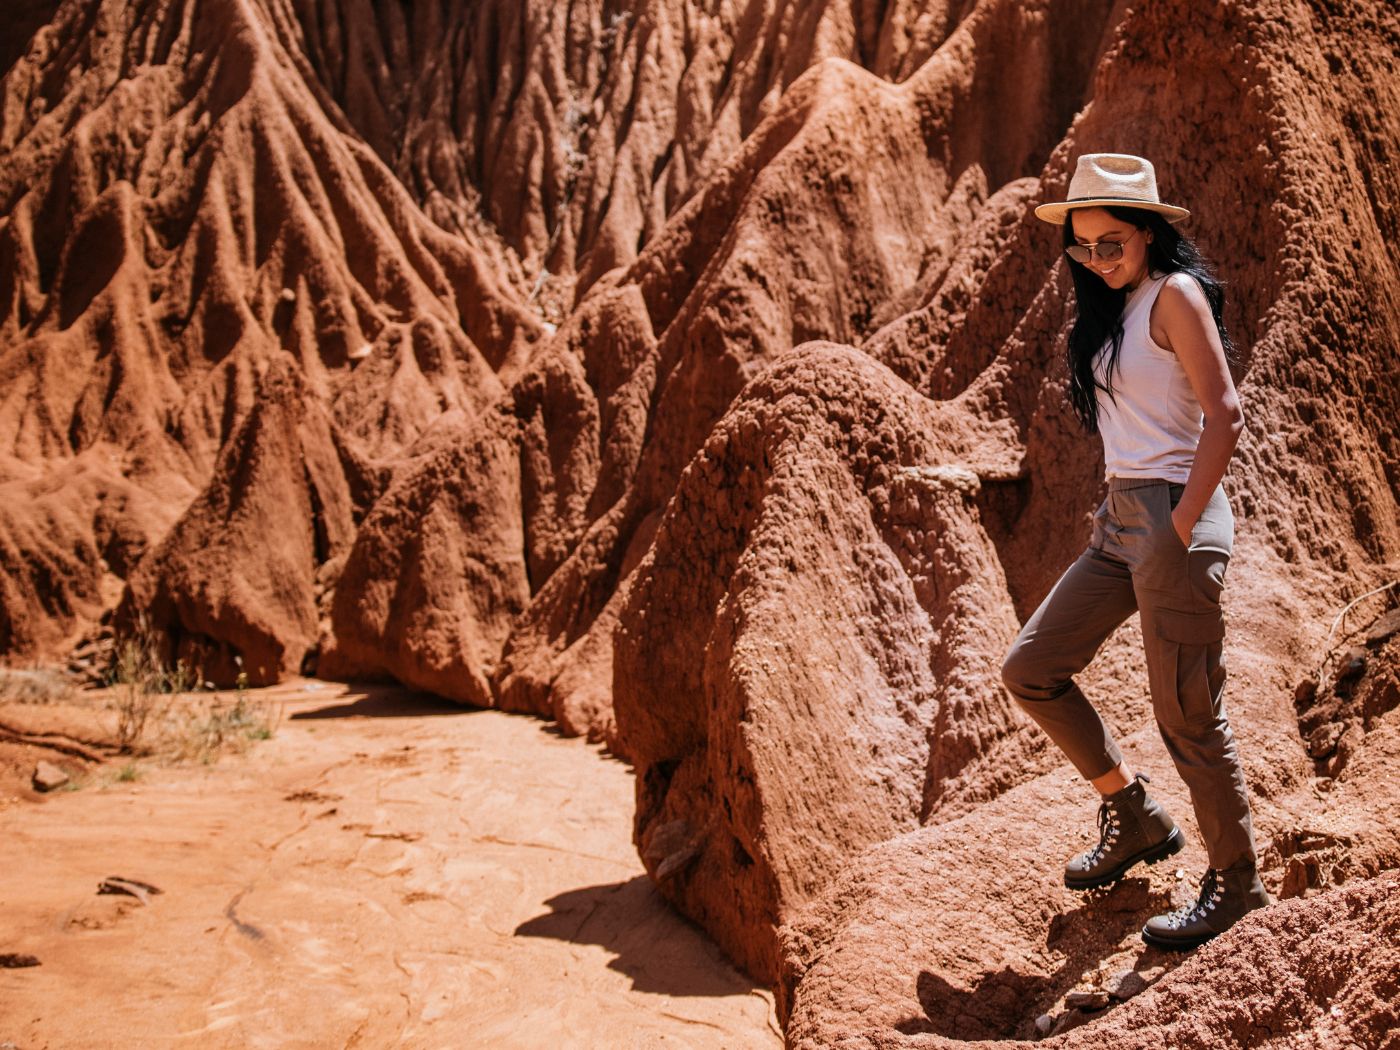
[2,0,1399,1046]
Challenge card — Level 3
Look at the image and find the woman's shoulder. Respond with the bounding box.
[1148,271,1215,352]
[1155,270,1208,308]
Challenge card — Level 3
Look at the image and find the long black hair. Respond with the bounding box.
[1063,204,1238,434]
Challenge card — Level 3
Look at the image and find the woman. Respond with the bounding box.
[1000,153,1272,950]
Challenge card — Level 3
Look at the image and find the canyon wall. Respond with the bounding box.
[3,1,1398,1045]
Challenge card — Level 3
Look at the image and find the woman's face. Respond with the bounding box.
[1068,207,1153,291]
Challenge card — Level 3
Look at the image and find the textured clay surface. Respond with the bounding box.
[0,682,780,1048]
[3,1,1399,1047]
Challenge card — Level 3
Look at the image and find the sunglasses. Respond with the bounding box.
[1065,227,1142,265]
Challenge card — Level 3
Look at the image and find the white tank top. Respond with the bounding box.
[1092,271,1203,483]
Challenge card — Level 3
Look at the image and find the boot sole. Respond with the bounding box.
[1140,926,1217,952]
[1141,891,1272,951]
[1064,827,1185,891]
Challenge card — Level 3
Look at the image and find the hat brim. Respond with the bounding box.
[1033,199,1191,225]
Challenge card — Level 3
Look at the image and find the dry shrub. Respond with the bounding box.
[167,681,282,765]
[106,621,278,760]
[107,628,193,754]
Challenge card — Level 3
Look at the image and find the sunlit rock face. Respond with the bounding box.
[4,2,1399,1044]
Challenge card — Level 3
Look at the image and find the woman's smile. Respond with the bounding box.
[1068,206,1152,290]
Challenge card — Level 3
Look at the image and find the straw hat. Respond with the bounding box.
[1034,153,1190,225]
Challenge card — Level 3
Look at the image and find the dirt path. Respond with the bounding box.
[0,681,780,1049]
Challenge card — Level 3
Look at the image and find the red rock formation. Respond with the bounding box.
[780,787,1400,1047]
[322,0,1108,732]
[614,341,1040,979]
[777,1,1400,1043]
[606,0,1125,983]
[282,0,1049,304]
[122,357,356,685]
[0,0,537,676]
[4,0,1400,1045]
[778,612,1400,1047]
[6,0,1069,700]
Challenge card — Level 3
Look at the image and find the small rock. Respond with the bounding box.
[1108,968,1151,1000]
[1336,647,1367,681]
[1306,722,1343,759]
[98,876,163,905]
[1325,723,1365,778]
[1293,677,1318,707]
[1034,1012,1053,1036]
[642,818,700,880]
[32,761,69,792]
[655,844,699,880]
[1363,607,1400,645]
[1050,1009,1092,1036]
[279,287,296,303]
[0,952,41,968]
[1282,855,1321,898]
[1065,989,1110,1011]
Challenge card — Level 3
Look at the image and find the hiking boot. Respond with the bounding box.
[1064,772,1184,890]
[1141,864,1273,951]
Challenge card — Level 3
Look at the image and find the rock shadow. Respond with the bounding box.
[288,685,465,720]
[895,966,1052,1039]
[893,877,1183,1039]
[514,875,763,998]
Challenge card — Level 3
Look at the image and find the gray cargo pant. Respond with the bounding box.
[1000,476,1258,871]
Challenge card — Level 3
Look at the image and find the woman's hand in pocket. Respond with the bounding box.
[1170,505,1194,548]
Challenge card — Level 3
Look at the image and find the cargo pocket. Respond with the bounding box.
[1154,607,1226,726]
[1188,548,1228,605]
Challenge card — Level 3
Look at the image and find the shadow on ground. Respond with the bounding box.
[892,876,1191,1039]
[515,875,765,998]
[287,685,465,720]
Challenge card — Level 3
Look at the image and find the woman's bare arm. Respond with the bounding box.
[1150,272,1245,545]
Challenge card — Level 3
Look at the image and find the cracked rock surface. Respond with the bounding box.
[0,681,778,1048]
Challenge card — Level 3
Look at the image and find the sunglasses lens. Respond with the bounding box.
[1065,241,1125,265]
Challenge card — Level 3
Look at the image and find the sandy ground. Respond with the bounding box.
[0,681,781,1049]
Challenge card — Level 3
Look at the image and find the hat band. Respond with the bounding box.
[1066,195,1166,205]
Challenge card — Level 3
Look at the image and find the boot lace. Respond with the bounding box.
[1083,799,1122,866]
[1164,868,1224,929]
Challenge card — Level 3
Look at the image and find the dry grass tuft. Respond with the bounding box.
[0,667,78,704]
[166,687,282,765]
